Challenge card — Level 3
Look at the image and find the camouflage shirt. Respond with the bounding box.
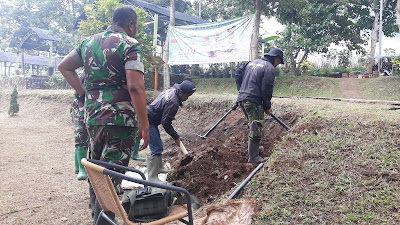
[72,25,144,127]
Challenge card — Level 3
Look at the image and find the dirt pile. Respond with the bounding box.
[162,103,298,204]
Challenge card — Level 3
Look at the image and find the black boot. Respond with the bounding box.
[248,137,267,163]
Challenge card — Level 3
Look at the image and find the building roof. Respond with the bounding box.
[0,51,62,67]
[129,0,208,24]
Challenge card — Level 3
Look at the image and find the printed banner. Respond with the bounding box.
[168,15,255,65]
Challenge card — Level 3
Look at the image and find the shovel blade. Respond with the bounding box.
[196,133,207,139]
[179,155,194,166]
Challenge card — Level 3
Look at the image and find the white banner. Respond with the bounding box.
[168,15,255,65]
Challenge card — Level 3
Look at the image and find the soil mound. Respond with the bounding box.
[163,104,298,204]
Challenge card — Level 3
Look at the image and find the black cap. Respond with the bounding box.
[173,80,196,94]
[265,47,284,64]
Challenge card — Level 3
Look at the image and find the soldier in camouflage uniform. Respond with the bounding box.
[235,48,284,163]
[71,74,89,180]
[58,7,149,224]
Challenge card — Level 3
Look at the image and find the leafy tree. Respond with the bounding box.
[8,86,19,116]
[78,0,154,56]
[273,0,398,75]
[0,0,91,51]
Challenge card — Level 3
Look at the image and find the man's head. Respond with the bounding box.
[174,80,196,101]
[112,7,138,38]
[265,48,284,68]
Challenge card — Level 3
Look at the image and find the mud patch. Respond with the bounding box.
[163,106,298,204]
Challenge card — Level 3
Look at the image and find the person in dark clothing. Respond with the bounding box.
[146,80,196,182]
[235,48,284,163]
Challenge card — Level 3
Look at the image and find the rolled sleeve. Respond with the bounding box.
[125,60,144,74]
[68,49,84,67]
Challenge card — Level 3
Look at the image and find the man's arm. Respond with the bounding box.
[58,52,85,96]
[126,70,149,150]
[261,66,276,114]
[160,102,180,142]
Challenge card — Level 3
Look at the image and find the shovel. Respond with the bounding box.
[179,141,194,166]
[197,102,238,139]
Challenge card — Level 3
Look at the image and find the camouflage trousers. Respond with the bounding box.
[88,125,138,194]
[72,98,89,148]
[239,101,264,140]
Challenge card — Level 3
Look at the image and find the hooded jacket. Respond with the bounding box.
[147,88,182,140]
[235,56,276,111]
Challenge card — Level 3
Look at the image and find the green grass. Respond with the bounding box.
[273,76,342,98]
[360,76,400,101]
[191,78,238,94]
[192,76,343,98]
[239,98,400,224]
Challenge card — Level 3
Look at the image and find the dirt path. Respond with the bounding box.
[338,78,367,99]
[0,93,92,225]
[0,90,297,225]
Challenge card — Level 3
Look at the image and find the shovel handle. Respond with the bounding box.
[270,113,291,131]
[179,141,190,156]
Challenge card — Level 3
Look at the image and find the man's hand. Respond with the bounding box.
[174,137,183,146]
[265,108,272,115]
[138,124,149,151]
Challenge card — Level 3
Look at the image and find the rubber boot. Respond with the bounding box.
[146,156,166,183]
[76,147,88,180]
[130,136,145,161]
[158,156,171,173]
[74,150,79,174]
[248,137,267,163]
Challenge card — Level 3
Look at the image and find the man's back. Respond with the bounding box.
[76,25,143,127]
[236,57,276,111]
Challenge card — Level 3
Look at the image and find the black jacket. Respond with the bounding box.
[147,88,182,140]
[235,56,276,111]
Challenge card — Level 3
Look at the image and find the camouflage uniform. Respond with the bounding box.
[72,93,89,179]
[72,96,89,148]
[69,25,144,193]
[239,101,264,139]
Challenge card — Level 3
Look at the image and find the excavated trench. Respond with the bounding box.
[158,100,298,204]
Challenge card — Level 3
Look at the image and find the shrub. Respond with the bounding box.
[300,61,312,75]
[8,86,19,116]
[45,74,69,89]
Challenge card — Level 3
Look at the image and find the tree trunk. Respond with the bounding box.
[368,0,388,74]
[250,0,261,60]
[367,8,379,74]
[397,0,400,31]
[163,0,175,90]
[289,50,297,76]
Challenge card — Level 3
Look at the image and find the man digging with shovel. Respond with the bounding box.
[146,80,196,183]
[235,48,284,163]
